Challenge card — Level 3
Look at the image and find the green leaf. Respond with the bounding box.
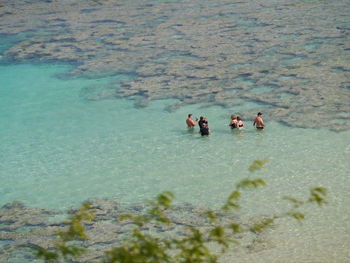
[289,212,305,222]
[156,191,174,209]
[228,191,241,201]
[204,210,218,223]
[312,187,327,196]
[230,223,243,234]
[236,178,266,189]
[210,226,225,239]
[222,201,240,211]
[250,218,274,233]
[34,247,59,262]
[309,187,328,206]
[248,159,268,172]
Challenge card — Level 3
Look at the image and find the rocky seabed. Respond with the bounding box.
[0,199,272,262]
[0,0,349,131]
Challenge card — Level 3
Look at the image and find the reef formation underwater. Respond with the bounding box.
[1,0,349,131]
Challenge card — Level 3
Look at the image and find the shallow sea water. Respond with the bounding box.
[0,0,350,261]
[0,63,349,262]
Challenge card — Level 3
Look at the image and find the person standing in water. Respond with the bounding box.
[200,122,210,136]
[253,112,265,130]
[229,114,238,129]
[198,116,206,129]
[236,116,244,129]
[186,114,197,128]
[198,117,210,135]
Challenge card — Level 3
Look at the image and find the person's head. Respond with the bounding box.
[199,116,204,121]
[237,116,241,121]
[231,114,237,120]
[257,112,262,116]
[188,114,192,118]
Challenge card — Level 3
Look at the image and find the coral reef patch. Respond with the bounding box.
[0,0,349,130]
[0,199,269,262]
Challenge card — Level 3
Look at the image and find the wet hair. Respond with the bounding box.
[188,114,192,118]
[231,114,237,119]
[237,116,242,121]
[257,112,262,116]
[199,116,204,120]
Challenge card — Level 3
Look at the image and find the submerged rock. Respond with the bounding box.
[0,0,349,131]
[1,198,271,262]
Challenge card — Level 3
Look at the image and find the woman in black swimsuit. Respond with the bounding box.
[200,123,210,136]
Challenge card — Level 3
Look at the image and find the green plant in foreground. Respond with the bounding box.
[32,160,327,263]
[32,202,94,262]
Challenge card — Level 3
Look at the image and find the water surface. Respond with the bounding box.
[0,0,349,261]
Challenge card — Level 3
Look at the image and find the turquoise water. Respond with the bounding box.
[1,0,350,260]
[1,63,348,210]
[1,63,349,262]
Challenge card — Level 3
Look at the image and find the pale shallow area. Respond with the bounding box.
[0,64,349,262]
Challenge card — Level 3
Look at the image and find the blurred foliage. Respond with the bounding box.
[33,202,94,262]
[31,160,327,263]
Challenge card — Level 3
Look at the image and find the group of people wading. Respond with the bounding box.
[186,115,210,136]
[186,112,265,136]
